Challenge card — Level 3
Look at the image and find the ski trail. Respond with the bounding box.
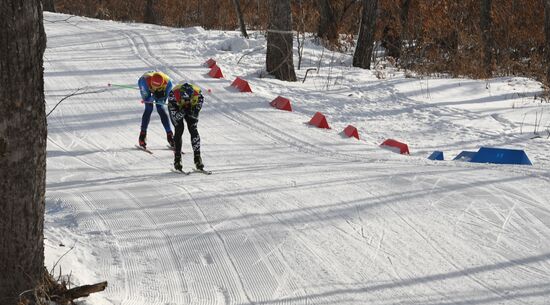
[44,14,550,305]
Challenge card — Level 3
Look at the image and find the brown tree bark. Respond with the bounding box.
[481,0,493,78]
[233,0,249,38]
[266,0,297,81]
[353,0,378,69]
[0,0,47,303]
[395,0,411,59]
[144,0,157,24]
[545,0,550,84]
[317,0,338,44]
[383,0,411,59]
[43,0,56,12]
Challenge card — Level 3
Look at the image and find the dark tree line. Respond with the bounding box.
[49,0,550,84]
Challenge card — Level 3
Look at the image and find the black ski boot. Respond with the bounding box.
[138,131,147,148]
[194,153,204,170]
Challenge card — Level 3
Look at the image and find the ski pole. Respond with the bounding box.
[107,83,139,90]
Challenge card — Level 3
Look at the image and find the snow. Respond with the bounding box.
[43,12,550,305]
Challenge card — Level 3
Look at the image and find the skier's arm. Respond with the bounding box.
[168,92,185,124]
[138,77,153,102]
[190,93,204,119]
[159,80,173,103]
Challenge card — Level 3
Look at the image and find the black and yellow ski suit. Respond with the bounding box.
[167,83,204,160]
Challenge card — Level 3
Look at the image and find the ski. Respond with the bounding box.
[193,168,212,175]
[135,145,153,154]
[171,168,190,175]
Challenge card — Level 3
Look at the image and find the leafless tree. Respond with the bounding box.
[43,0,56,12]
[317,0,338,44]
[266,0,297,81]
[144,0,157,24]
[0,0,47,303]
[400,1,411,39]
[545,0,550,85]
[384,0,411,60]
[353,0,378,69]
[232,0,249,38]
[481,0,494,77]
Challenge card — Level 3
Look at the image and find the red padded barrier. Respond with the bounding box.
[309,112,330,129]
[380,139,410,155]
[231,77,252,92]
[269,96,292,111]
[343,125,359,140]
[208,64,223,78]
[205,58,216,68]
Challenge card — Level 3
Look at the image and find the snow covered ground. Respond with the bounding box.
[43,13,550,305]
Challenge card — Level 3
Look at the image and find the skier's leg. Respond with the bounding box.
[185,115,203,169]
[140,103,154,132]
[139,103,154,147]
[156,103,172,133]
[156,103,174,146]
[173,118,185,158]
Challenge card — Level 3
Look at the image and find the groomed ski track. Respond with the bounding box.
[44,14,550,305]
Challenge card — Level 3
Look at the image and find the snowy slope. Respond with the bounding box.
[43,13,550,305]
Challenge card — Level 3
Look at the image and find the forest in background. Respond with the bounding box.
[49,0,546,85]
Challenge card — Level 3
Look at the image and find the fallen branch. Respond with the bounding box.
[18,269,108,305]
[52,281,108,304]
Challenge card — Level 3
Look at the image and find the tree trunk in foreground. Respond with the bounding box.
[0,0,47,303]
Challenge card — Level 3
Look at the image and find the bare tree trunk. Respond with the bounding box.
[144,0,157,24]
[296,0,306,70]
[353,0,378,69]
[383,0,411,59]
[545,0,550,84]
[43,0,56,12]
[396,0,411,59]
[317,0,338,44]
[232,0,249,38]
[381,18,399,58]
[480,0,493,78]
[266,0,297,81]
[254,0,260,29]
[0,0,47,303]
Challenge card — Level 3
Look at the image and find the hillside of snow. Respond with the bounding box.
[43,13,550,305]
